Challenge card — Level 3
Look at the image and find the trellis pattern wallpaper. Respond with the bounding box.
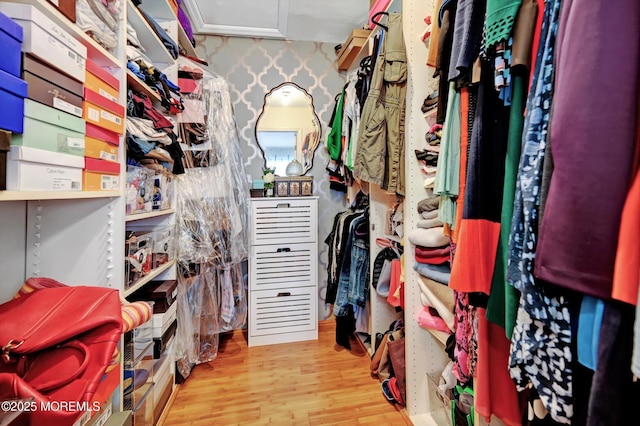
[196,35,348,320]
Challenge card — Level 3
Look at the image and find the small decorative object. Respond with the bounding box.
[274,176,314,197]
[285,158,304,176]
[263,167,276,197]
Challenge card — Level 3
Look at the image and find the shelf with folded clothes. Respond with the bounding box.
[137,0,202,61]
[127,0,176,70]
[9,0,122,68]
[127,69,163,103]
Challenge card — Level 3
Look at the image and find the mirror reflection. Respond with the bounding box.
[255,82,321,176]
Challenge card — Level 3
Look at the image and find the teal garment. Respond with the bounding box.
[485,0,523,50]
[434,82,461,228]
[577,295,604,371]
[327,88,345,162]
[486,70,526,339]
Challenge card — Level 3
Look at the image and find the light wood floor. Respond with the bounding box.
[160,320,412,425]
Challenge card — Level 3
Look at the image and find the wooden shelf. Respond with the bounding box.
[127,0,175,66]
[137,0,202,61]
[124,259,176,297]
[126,208,175,222]
[12,0,121,68]
[0,191,120,201]
[126,69,162,102]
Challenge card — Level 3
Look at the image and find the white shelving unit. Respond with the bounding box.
[0,0,128,421]
[338,0,456,423]
[0,0,127,304]
[137,0,201,60]
[0,0,190,422]
[402,0,452,424]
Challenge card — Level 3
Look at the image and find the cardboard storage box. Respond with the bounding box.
[153,322,176,359]
[83,88,125,134]
[6,145,83,191]
[336,29,371,71]
[152,300,177,339]
[275,176,314,197]
[85,136,119,163]
[0,68,27,133]
[23,54,84,118]
[133,280,177,314]
[0,3,86,82]
[86,122,120,147]
[0,11,23,78]
[85,59,120,104]
[46,0,76,23]
[83,157,120,191]
[12,99,85,156]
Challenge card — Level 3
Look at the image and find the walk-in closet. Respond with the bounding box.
[0,0,638,425]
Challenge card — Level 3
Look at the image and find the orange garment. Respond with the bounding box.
[450,220,501,294]
[452,88,470,243]
[475,308,524,426]
[611,102,640,305]
[426,0,444,68]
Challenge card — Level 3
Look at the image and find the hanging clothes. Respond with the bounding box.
[504,1,575,423]
[327,87,346,162]
[325,191,370,305]
[485,0,538,338]
[354,13,408,196]
[448,57,510,296]
[534,0,640,300]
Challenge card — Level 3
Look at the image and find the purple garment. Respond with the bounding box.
[177,0,195,46]
[534,0,640,299]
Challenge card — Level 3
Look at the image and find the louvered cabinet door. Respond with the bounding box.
[248,197,319,347]
[251,198,317,245]
[250,243,317,291]
[248,286,318,346]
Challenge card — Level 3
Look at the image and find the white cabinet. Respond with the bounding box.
[248,196,318,347]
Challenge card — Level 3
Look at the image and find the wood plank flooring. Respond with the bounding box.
[160,320,412,425]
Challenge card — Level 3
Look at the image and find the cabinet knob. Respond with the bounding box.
[276,292,291,297]
[276,247,291,253]
[276,203,290,208]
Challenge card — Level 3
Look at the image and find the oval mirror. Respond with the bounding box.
[255,82,321,176]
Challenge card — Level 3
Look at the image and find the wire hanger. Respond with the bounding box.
[371,11,389,31]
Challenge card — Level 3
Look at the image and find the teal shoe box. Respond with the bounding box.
[11,99,85,156]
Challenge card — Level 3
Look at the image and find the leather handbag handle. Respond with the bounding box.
[20,340,90,393]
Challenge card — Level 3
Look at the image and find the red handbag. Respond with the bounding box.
[0,284,122,425]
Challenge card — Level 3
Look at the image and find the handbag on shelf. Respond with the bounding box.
[0,284,122,426]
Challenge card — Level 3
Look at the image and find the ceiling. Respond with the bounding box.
[180,0,371,44]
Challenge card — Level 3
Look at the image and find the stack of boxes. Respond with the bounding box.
[83,59,123,190]
[128,279,177,422]
[0,3,86,191]
[0,2,124,192]
[0,9,27,190]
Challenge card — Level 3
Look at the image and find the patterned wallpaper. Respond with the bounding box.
[195,35,348,320]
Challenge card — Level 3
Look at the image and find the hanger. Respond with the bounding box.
[371,11,389,31]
